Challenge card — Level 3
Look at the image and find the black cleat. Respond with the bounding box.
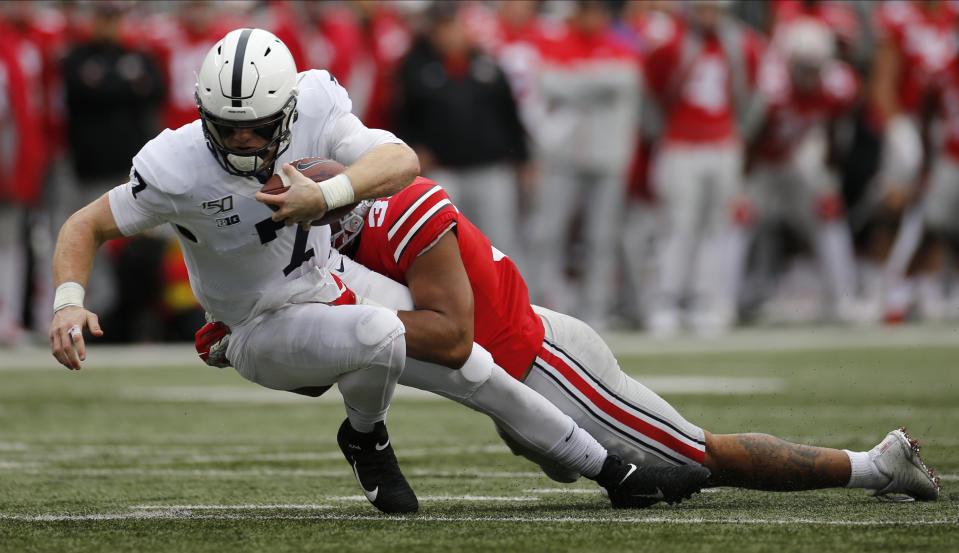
[596,455,710,509]
[336,419,418,514]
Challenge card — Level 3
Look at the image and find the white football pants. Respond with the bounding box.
[0,204,25,339]
[227,301,406,433]
[427,164,521,265]
[527,165,626,326]
[653,142,746,328]
[749,161,856,310]
[523,305,706,469]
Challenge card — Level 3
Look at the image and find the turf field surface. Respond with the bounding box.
[1,324,957,552]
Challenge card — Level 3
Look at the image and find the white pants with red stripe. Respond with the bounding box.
[517,305,706,471]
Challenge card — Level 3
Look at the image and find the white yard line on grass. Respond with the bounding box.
[0,467,547,479]
[603,323,959,356]
[524,488,730,494]
[5,323,959,371]
[0,511,955,526]
[4,463,956,482]
[325,495,542,502]
[131,504,334,510]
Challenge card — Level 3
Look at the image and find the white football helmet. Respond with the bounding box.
[195,28,298,179]
[780,18,835,68]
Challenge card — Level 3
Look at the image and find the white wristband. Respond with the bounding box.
[54,282,85,313]
[318,173,355,210]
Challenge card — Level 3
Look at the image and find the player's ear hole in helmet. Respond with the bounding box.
[195,28,299,180]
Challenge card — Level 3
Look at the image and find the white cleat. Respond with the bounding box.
[867,428,940,502]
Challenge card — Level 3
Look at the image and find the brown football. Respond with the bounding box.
[261,158,357,225]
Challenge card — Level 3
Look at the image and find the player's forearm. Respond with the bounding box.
[53,197,123,287]
[343,143,419,202]
[396,310,473,369]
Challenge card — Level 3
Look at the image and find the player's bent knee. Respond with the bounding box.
[355,307,405,348]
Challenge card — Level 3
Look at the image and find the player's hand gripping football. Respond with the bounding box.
[49,306,103,370]
[255,163,330,227]
[195,321,232,368]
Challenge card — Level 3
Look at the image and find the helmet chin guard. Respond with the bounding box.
[195,28,299,179]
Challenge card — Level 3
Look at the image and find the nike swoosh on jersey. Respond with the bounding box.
[375,440,390,451]
[352,461,378,502]
[337,258,345,272]
[296,159,327,171]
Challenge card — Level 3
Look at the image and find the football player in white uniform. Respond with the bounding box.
[48,28,425,514]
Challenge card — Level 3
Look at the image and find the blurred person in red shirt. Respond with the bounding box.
[291,1,410,132]
[618,0,678,325]
[642,0,764,336]
[745,17,860,323]
[525,0,641,331]
[143,1,248,131]
[910,59,959,321]
[858,0,959,323]
[0,28,43,345]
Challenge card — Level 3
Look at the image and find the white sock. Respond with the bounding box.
[844,450,889,489]
[544,418,607,479]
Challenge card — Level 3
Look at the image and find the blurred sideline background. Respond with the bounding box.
[2,0,959,348]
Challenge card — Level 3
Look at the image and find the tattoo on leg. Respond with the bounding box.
[707,433,849,491]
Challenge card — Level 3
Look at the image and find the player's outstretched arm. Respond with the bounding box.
[49,195,124,370]
[396,231,475,369]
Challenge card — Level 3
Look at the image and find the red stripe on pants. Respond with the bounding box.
[537,346,706,464]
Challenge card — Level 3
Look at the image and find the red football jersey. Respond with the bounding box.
[874,0,959,116]
[644,16,764,144]
[938,60,959,161]
[754,57,859,163]
[353,178,545,379]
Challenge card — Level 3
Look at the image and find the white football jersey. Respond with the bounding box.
[108,69,404,327]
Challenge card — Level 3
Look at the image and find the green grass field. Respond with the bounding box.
[1,326,957,552]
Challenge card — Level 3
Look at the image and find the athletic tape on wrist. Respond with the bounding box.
[318,173,355,210]
[54,282,85,313]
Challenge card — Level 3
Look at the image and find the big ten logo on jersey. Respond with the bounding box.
[216,214,241,228]
[367,199,389,227]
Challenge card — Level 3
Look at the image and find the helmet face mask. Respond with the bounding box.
[195,28,299,179]
[331,200,374,252]
[197,92,297,178]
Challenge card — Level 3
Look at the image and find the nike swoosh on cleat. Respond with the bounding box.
[618,464,637,486]
[352,461,378,502]
[632,487,665,500]
[375,440,390,451]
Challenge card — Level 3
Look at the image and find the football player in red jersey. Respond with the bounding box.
[204,176,940,502]
[745,18,860,322]
[320,177,938,500]
[911,58,959,321]
[861,0,959,322]
[642,1,765,336]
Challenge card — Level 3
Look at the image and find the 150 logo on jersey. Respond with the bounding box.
[202,195,235,215]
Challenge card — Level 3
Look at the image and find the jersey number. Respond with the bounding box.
[256,217,315,276]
